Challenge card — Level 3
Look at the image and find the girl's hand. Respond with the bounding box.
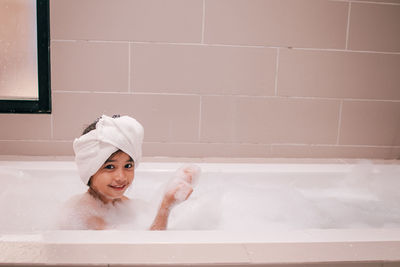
[150,164,201,230]
[163,180,193,208]
[163,164,201,209]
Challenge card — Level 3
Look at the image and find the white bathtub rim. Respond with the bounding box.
[2,228,400,244]
[1,229,400,265]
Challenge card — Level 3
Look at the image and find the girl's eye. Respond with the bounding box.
[125,163,133,169]
[104,164,114,169]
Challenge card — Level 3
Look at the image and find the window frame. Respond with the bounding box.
[0,0,51,114]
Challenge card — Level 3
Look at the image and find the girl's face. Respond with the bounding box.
[90,151,134,201]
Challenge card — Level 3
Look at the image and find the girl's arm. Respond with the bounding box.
[150,182,193,230]
[150,198,172,230]
[150,164,199,230]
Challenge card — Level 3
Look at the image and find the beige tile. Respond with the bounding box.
[53,92,200,143]
[200,96,242,143]
[201,96,340,144]
[141,156,346,164]
[0,140,72,156]
[0,114,51,140]
[278,49,400,100]
[130,94,200,142]
[271,144,397,159]
[132,43,276,96]
[339,101,400,146]
[349,3,400,52]
[352,0,400,3]
[310,146,395,159]
[143,142,270,158]
[51,41,129,92]
[271,144,313,158]
[51,0,203,42]
[204,0,348,48]
[52,92,134,140]
[311,145,399,160]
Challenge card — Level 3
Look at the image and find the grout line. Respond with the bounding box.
[198,96,203,141]
[54,90,133,94]
[50,114,54,140]
[51,39,400,55]
[274,48,280,96]
[52,91,400,103]
[271,143,400,148]
[142,141,400,148]
[0,139,73,142]
[201,0,206,44]
[336,100,344,145]
[87,40,129,44]
[51,39,78,43]
[345,2,352,50]
[341,98,400,103]
[292,47,400,55]
[347,0,400,6]
[128,43,132,93]
[1,138,398,149]
[131,41,268,49]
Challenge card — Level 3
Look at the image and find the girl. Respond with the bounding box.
[59,115,199,230]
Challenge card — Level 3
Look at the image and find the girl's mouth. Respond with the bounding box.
[108,184,126,191]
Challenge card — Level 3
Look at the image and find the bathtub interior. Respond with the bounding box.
[1,160,400,233]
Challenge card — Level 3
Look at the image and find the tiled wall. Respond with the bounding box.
[1,0,400,159]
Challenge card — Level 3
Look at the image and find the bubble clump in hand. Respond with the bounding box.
[166,164,201,204]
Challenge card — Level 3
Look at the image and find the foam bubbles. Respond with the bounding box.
[1,161,400,232]
[165,164,201,203]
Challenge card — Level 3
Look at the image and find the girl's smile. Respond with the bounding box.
[108,184,127,191]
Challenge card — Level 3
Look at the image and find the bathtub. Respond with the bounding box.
[0,158,400,266]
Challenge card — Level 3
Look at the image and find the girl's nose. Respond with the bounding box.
[114,169,126,182]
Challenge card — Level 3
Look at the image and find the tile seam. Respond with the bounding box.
[336,100,344,145]
[128,43,131,93]
[274,48,280,96]
[51,91,400,102]
[293,47,400,55]
[50,114,54,140]
[198,96,203,142]
[348,0,400,6]
[345,2,352,50]
[272,144,400,148]
[0,139,72,142]
[50,39,400,54]
[142,141,400,148]
[201,0,206,44]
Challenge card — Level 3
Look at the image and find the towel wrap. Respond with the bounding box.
[73,115,144,185]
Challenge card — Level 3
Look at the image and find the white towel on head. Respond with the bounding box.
[73,115,144,185]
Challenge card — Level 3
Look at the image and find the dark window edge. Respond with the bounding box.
[0,0,51,114]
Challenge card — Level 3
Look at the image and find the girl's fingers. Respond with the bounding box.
[185,187,194,200]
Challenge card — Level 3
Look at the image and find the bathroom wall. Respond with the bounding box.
[1,0,399,159]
